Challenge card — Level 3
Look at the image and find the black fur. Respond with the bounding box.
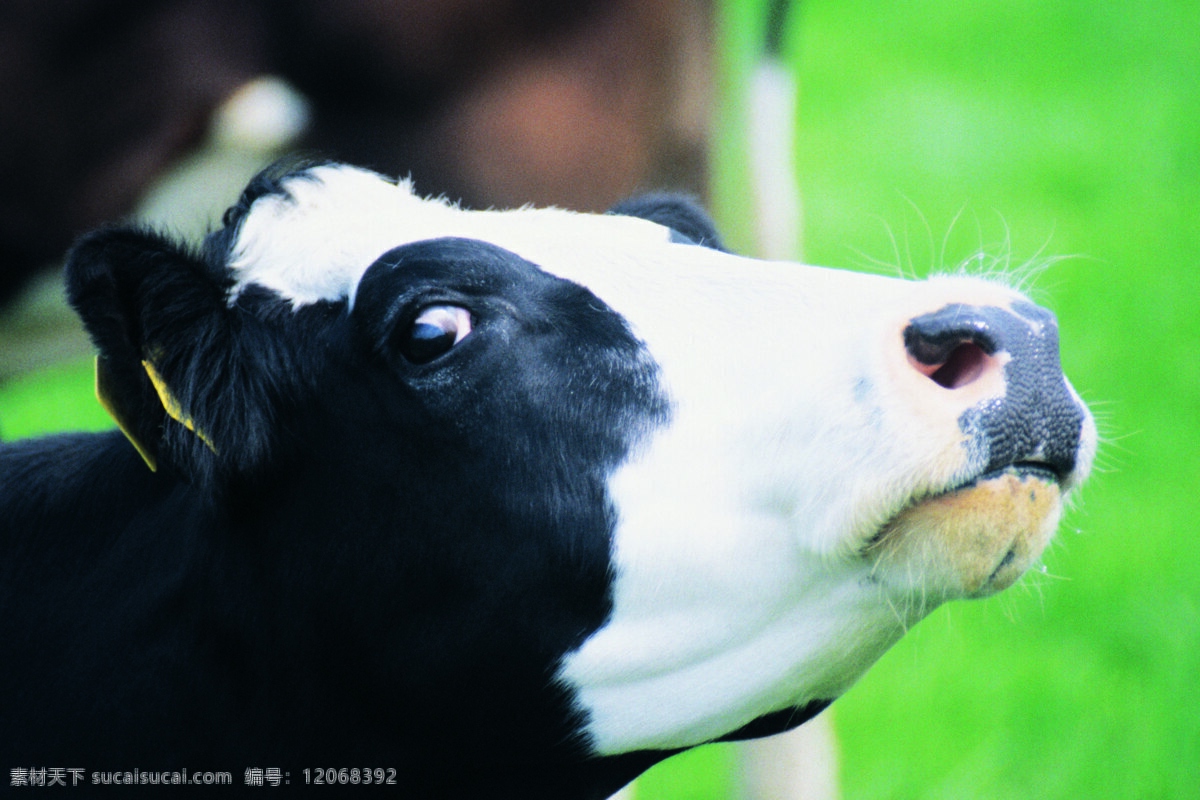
[2,197,687,795]
[610,193,727,252]
[65,226,302,488]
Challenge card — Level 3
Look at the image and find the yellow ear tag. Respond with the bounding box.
[95,356,159,471]
[141,359,219,455]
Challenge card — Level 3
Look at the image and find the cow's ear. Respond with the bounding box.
[609,194,727,252]
[66,226,278,484]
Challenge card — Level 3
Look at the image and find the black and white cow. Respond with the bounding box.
[1,162,1095,797]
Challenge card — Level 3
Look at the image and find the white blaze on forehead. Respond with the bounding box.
[230,167,430,305]
[228,164,672,307]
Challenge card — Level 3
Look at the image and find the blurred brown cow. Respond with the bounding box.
[0,0,710,302]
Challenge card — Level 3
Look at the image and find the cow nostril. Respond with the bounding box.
[904,308,1001,391]
[909,341,989,390]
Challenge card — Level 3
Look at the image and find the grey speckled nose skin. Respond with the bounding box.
[904,302,1086,484]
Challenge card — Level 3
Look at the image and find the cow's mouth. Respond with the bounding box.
[866,462,1064,600]
[951,460,1064,492]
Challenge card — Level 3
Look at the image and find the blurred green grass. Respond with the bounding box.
[693,0,1198,798]
[2,0,1197,797]
[0,359,112,439]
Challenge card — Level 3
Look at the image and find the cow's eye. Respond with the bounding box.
[400,305,473,364]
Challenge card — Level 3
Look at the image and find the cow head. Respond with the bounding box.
[65,162,1095,781]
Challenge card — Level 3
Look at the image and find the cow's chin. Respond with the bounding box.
[867,466,1063,600]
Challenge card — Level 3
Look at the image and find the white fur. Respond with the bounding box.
[228,165,1096,755]
[228,164,670,308]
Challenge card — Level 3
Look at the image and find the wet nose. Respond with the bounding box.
[904,301,1086,481]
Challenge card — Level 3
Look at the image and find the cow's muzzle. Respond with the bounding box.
[868,299,1091,600]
